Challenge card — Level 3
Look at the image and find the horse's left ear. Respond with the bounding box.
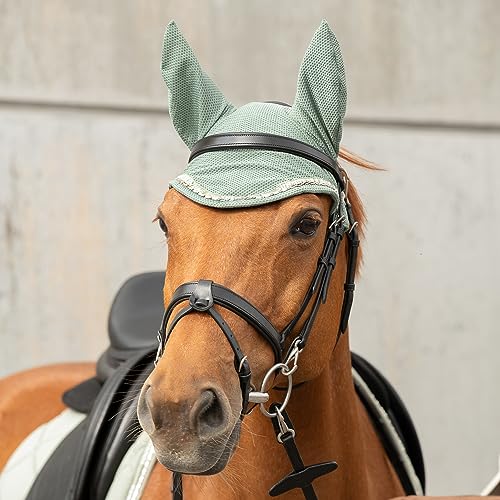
[290,20,347,158]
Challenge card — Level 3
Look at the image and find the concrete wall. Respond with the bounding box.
[1,1,499,495]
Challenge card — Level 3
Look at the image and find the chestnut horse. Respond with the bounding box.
[1,17,496,500]
[0,149,493,500]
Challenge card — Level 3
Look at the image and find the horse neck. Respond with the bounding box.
[184,331,404,499]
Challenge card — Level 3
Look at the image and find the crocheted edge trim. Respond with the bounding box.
[173,173,338,202]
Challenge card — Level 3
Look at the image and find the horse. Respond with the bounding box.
[0,150,491,500]
[135,154,410,499]
[1,19,497,500]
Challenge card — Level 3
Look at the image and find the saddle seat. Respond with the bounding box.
[27,272,425,499]
[96,271,165,382]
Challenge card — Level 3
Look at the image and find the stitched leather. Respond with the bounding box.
[157,281,280,415]
[70,349,154,499]
[189,133,345,191]
[161,281,283,363]
[339,202,359,333]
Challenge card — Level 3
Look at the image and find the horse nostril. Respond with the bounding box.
[192,390,227,439]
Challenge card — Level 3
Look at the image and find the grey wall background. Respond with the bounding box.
[1,1,499,495]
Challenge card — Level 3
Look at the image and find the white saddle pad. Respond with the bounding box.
[0,409,85,500]
[0,410,156,500]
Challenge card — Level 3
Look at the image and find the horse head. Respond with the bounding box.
[137,20,365,477]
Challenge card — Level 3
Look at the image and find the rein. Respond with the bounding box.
[155,132,359,500]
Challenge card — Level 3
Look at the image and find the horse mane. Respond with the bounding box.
[338,146,382,274]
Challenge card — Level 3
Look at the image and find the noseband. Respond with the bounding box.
[154,132,359,499]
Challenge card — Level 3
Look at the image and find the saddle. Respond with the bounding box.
[27,272,425,499]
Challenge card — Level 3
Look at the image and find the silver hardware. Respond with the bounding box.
[349,220,359,234]
[281,364,298,377]
[328,213,345,230]
[258,362,294,418]
[256,338,303,418]
[238,355,248,372]
[281,339,303,377]
[248,391,270,404]
[275,407,296,444]
[154,331,163,366]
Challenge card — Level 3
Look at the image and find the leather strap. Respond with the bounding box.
[339,200,359,334]
[208,307,252,412]
[172,472,183,500]
[189,133,345,191]
[157,280,257,415]
[160,281,282,363]
[280,214,347,353]
[268,405,338,499]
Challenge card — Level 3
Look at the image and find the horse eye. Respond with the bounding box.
[158,218,168,235]
[291,217,320,237]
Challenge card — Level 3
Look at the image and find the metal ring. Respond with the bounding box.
[281,363,298,377]
[258,363,293,418]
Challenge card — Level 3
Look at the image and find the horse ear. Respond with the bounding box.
[161,21,235,149]
[290,20,347,157]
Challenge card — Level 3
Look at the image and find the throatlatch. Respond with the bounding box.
[154,132,359,499]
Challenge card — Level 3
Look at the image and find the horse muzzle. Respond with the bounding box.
[137,380,239,474]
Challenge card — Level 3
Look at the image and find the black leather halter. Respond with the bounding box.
[155,131,359,499]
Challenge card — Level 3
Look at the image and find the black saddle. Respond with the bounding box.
[351,352,425,493]
[28,272,424,499]
[96,271,165,381]
[27,273,164,500]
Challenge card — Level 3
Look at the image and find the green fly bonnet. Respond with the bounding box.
[163,20,349,225]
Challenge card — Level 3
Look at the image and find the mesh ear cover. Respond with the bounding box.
[161,21,235,149]
[162,20,348,223]
[291,20,347,157]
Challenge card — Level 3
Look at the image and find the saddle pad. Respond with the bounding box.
[105,432,156,500]
[24,350,154,500]
[0,415,156,500]
[0,409,85,500]
[351,352,425,496]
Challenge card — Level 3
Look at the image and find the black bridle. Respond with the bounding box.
[155,132,359,500]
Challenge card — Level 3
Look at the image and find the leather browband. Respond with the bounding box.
[189,133,345,191]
